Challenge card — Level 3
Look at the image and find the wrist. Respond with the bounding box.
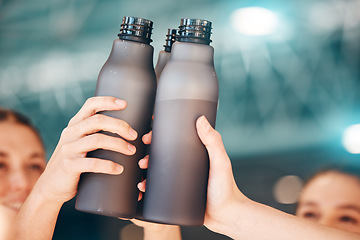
[12,180,64,240]
[220,197,253,239]
[30,176,65,209]
[143,225,181,240]
[143,224,178,233]
[205,190,250,239]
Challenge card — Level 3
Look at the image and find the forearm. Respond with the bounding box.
[0,205,16,240]
[217,199,360,240]
[10,185,63,240]
[143,225,181,240]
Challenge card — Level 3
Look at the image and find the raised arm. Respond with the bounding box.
[195,115,360,240]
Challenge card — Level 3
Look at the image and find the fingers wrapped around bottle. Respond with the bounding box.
[60,97,137,156]
[40,97,141,203]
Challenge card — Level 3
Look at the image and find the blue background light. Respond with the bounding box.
[231,7,279,36]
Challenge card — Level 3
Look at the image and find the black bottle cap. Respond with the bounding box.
[164,28,178,52]
[118,16,153,44]
[178,18,212,45]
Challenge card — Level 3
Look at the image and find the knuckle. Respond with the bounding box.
[60,143,70,155]
[112,137,123,147]
[212,129,222,141]
[85,97,96,105]
[67,117,76,126]
[84,97,96,108]
[91,114,104,125]
[87,115,108,135]
[118,119,130,130]
[61,157,79,176]
[84,98,98,114]
[63,158,74,172]
[94,113,104,121]
[61,127,69,138]
[90,133,104,146]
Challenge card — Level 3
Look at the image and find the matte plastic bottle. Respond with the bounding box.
[143,18,219,226]
[136,28,177,220]
[75,16,157,219]
[154,28,177,80]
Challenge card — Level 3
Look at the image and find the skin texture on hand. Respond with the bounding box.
[37,96,137,205]
[195,116,360,240]
[10,97,139,240]
[195,116,247,233]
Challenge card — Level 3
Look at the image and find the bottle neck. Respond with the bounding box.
[118,16,153,45]
[170,42,214,65]
[178,19,212,45]
[118,35,151,45]
[177,37,210,45]
[109,39,154,66]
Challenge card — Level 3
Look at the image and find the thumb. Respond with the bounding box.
[196,116,232,171]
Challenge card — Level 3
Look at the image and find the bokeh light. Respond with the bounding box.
[230,7,279,36]
[273,175,303,204]
[342,124,360,154]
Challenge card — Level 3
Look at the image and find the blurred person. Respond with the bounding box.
[0,109,46,239]
[296,168,360,234]
[0,98,179,240]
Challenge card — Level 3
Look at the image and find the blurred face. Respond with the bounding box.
[0,122,46,213]
[296,171,360,234]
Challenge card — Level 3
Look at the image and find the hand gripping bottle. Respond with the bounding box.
[154,28,177,80]
[143,18,219,226]
[75,16,157,219]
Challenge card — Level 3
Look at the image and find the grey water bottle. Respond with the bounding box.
[143,18,219,226]
[154,28,177,80]
[136,28,177,220]
[75,16,157,218]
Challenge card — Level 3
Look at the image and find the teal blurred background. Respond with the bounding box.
[1,0,360,239]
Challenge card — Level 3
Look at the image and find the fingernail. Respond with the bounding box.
[138,158,147,168]
[137,182,145,191]
[199,115,211,131]
[128,144,136,153]
[117,165,124,173]
[129,128,138,139]
[115,99,126,107]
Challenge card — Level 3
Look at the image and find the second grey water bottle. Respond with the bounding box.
[143,18,219,226]
[154,28,177,80]
[75,16,157,218]
[136,28,177,220]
